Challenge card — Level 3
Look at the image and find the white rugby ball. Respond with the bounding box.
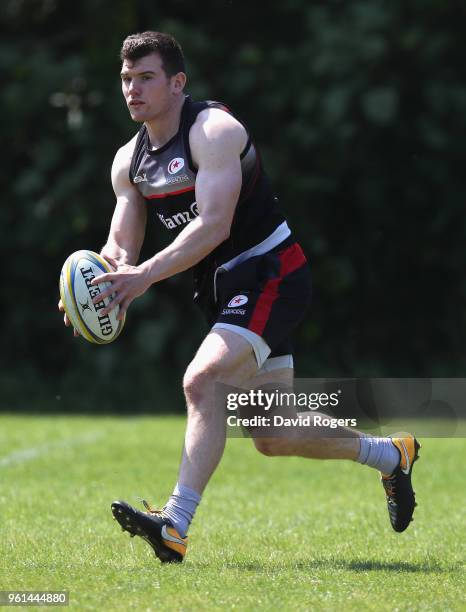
[59,250,125,344]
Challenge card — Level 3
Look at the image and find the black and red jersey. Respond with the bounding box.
[129,95,298,310]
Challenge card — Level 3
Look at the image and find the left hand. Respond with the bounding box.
[91,255,152,320]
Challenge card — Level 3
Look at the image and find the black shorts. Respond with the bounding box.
[195,240,312,366]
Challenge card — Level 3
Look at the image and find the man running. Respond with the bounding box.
[59,31,420,563]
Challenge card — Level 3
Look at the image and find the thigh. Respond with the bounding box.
[247,364,294,390]
[239,365,299,440]
[187,327,259,386]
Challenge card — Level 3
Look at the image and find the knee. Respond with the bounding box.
[183,362,220,407]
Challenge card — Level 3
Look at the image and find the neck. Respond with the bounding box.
[145,95,186,149]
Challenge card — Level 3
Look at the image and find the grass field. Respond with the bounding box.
[0,415,464,611]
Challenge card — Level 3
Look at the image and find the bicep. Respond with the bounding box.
[108,192,147,246]
[195,156,242,228]
[107,153,147,262]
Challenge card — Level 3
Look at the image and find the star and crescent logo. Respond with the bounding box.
[168,157,185,175]
[227,295,248,308]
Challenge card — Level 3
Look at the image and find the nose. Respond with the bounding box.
[128,79,141,96]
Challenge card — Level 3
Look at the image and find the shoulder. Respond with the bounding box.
[191,107,246,140]
[112,133,140,183]
[189,107,248,166]
[113,132,139,171]
[111,132,140,191]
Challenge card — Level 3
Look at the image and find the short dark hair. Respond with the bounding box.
[120,31,185,77]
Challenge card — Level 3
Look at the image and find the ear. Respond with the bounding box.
[171,71,187,94]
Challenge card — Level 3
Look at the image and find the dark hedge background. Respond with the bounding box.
[2,0,466,412]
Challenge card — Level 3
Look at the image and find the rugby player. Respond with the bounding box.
[58,31,420,563]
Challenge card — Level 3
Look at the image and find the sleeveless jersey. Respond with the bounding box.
[129,95,292,300]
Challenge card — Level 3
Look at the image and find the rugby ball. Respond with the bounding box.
[59,250,125,344]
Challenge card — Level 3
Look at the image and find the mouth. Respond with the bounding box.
[129,100,144,107]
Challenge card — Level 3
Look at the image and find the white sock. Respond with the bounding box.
[162,483,201,538]
[357,436,400,475]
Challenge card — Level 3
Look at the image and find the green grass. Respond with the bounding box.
[0,415,464,611]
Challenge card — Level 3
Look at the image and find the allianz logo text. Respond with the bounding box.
[157,202,199,229]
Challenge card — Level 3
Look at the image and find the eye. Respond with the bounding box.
[142,75,152,81]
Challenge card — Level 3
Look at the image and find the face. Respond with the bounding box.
[120,53,184,122]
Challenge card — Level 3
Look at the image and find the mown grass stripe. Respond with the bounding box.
[0,431,104,467]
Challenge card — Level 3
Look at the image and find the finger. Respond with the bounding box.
[58,300,64,312]
[63,312,70,327]
[91,273,115,286]
[101,253,119,271]
[73,327,80,337]
[117,298,131,321]
[100,293,125,316]
[92,285,118,304]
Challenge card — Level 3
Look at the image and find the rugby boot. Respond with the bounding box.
[381,433,421,532]
[111,499,187,563]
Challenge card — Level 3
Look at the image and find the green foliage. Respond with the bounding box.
[2,0,466,409]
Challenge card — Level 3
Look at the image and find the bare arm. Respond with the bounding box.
[102,138,147,266]
[58,136,146,331]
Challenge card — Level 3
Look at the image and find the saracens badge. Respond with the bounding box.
[168,157,185,174]
[227,295,248,307]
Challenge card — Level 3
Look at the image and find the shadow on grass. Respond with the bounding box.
[219,558,458,574]
[339,559,446,573]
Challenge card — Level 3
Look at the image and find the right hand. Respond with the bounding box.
[58,299,80,337]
